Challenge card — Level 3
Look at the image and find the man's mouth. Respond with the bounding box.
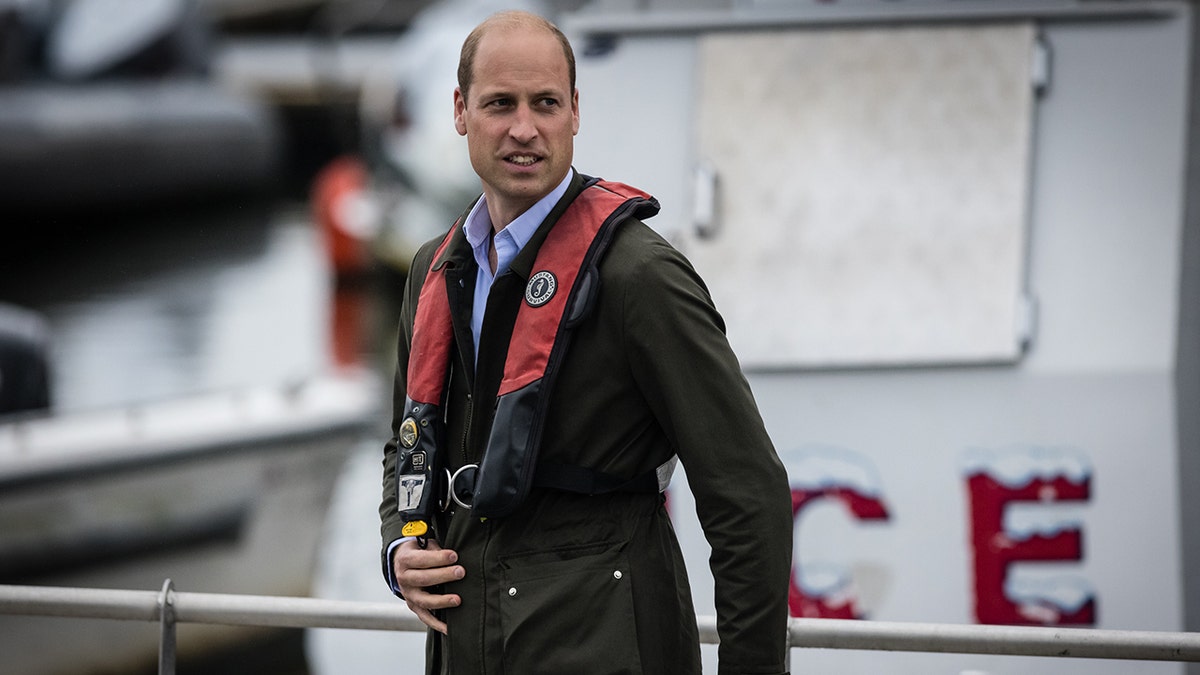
[506,154,541,167]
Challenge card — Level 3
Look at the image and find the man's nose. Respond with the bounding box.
[509,104,538,143]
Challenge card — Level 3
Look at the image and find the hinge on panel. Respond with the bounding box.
[1016,292,1038,354]
[1032,33,1052,96]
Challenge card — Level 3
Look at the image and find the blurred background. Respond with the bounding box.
[1,0,1198,674]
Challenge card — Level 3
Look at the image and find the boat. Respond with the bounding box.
[0,211,384,673]
[0,199,384,674]
[0,0,283,218]
[0,1,397,671]
[0,367,381,675]
[0,303,52,416]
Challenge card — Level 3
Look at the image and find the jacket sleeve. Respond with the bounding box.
[621,236,793,675]
[378,244,435,585]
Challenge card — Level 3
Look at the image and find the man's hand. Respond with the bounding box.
[392,538,465,634]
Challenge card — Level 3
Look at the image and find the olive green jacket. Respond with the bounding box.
[380,171,793,675]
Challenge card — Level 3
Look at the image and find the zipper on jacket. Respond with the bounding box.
[462,392,473,463]
[479,516,493,675]
[446,357,475,466]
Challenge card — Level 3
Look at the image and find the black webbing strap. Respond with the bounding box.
[533,461,660,497]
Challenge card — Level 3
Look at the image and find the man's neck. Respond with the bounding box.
[486,197,538,234]
[482,170,573,233]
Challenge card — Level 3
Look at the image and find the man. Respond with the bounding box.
[380,10,793,674]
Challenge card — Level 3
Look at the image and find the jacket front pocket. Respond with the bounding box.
[498,543,642,675]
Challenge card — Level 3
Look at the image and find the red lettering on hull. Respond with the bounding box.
[967,472,1095,625]
[790,486,889,619]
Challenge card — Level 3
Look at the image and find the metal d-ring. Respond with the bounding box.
[449,463,479,510]
[439,467,453,512]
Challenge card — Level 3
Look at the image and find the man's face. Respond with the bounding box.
[454,25,579,228]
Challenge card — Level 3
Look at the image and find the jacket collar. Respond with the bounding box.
[430,170,592,279]
[431,199,478,273]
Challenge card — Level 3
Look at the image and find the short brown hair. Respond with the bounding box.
[457,10,576,99]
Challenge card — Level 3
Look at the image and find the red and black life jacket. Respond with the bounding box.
[395,178,662,527]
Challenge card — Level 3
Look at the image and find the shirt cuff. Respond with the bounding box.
[382,537,413,598]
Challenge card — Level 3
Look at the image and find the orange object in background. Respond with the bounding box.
[310,155,376,370]
[311,154,372,279]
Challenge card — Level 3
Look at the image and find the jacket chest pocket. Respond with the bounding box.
[498,542,643,675]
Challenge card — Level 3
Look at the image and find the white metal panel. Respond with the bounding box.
[687,23,1037,368]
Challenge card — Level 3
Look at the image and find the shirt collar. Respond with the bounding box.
[462,168,574,266]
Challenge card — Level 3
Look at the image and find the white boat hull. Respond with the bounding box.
[0,371,381,674]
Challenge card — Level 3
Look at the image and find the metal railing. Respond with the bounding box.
[2,580,1200,674]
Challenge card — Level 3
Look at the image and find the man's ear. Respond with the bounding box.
[571,88,580,135]
[454,87,468,136]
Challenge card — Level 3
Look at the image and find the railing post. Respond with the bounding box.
[785,621,793,673]
[158,579,176,675]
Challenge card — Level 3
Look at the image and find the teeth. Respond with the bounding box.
[508,155,537,166]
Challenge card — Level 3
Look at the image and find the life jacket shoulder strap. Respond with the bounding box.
[474,179,659,516]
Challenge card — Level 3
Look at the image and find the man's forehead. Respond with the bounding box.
[472,81,571,98]
[470,30,571,93]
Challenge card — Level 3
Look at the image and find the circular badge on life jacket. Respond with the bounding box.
[399,417,419,449]
[525,271,557,307]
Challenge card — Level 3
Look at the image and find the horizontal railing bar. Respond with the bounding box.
[171,591,426,632]
[789,617,1200,662]
[2,584,1199,661]
[0,585,162,622]
[0,584,423,632]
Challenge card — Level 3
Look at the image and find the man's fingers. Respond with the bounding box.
[408,602,449,635]
[393,541,458,571]
[397,562,465,589]
[389,539,462,634]
[392,540,464,588]
[404,586,462,611]
[404,587,460,635]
